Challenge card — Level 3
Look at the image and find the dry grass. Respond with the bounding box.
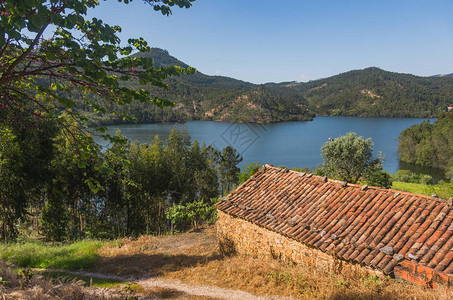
[166,253,452,299]
[0,260,124,299]
[93,227,219,277]
[95,225,453,299]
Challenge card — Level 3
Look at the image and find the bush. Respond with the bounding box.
[314,168,326,176]
[366,170,392,188]
[239,162,260,184]
[420,175,434,185]
[394,170,419,183]
[166,199,218,232]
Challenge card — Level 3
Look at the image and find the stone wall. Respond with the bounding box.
[217,211,380,276]
[217,211,453,289]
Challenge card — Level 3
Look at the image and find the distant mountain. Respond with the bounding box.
[283,67,453,118]
[84,50,453,125]
[85,48,314,125]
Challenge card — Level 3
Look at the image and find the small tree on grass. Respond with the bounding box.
[319,132,384,184]
[166,200,217,233]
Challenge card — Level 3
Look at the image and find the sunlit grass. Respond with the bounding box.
[392,181,427,195]
[0,239,105,269]
[392,181,453,199]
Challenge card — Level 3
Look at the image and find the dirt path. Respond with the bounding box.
[59,269,289,300]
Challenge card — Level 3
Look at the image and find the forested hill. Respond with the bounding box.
[85,49,453,125]
[86,48,314,126]
[283,67,453,118]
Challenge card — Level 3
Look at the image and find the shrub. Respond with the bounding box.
[394,170,419,183]
[366,170,392,188]
[420,175,434,185]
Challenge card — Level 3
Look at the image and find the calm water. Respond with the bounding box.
[95,116,434,175]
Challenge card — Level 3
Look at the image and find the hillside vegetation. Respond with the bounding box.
[286,67,453,118]
[398,111,453,179]
[81,48,314,126]
[80,49,453,125]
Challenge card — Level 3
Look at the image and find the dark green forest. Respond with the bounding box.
[0,121,241,242]
[285,67,453,118]
[398,112,453,180]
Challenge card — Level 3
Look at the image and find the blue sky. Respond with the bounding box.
[89,0,453,84]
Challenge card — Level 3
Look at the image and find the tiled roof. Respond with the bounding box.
[216,165,453,285]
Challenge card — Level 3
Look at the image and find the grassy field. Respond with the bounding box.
[0,239,104,269]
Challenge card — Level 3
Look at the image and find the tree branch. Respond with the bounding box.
[0,22,50,84]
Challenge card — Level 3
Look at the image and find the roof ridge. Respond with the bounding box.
[262,164,451,203]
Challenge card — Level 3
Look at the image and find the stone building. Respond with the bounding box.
[216,165,453,288]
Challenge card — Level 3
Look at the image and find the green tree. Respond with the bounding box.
[219,146,242,195]
[239,162,260,184]
[0,1,196,191]
[189,141,219,203]
[0,118,58,241]
[399,112,453,179]
[164,126,192,204]
[41,181,68,242]
[319,132,383,184]
[0,0,196,239]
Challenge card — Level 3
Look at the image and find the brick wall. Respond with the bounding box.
[394,260,453,288]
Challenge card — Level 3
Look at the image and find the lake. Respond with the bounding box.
[95,116,435,175]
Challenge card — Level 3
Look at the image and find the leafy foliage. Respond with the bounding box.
[398,112,453,179]
[238,161,261,184]
[319,133,383,184]
[0,118,58,242]
[0,123,236,240]
[166,199,217,232]
[0,0,195,159]
[366,170,392,188]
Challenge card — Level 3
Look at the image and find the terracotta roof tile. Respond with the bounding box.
[216,165,453,282]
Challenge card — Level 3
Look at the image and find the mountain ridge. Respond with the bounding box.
[85,49,453,125]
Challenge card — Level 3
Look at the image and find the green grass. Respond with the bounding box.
[392,181,453,199]
[392,181,428,195]
[0,239,105,269]
[39,270,126,288]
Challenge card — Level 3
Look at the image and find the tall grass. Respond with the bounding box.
[0,239,105,269]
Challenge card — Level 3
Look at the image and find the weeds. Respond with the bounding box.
[360,274,380,287]
[267,270,308,291]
